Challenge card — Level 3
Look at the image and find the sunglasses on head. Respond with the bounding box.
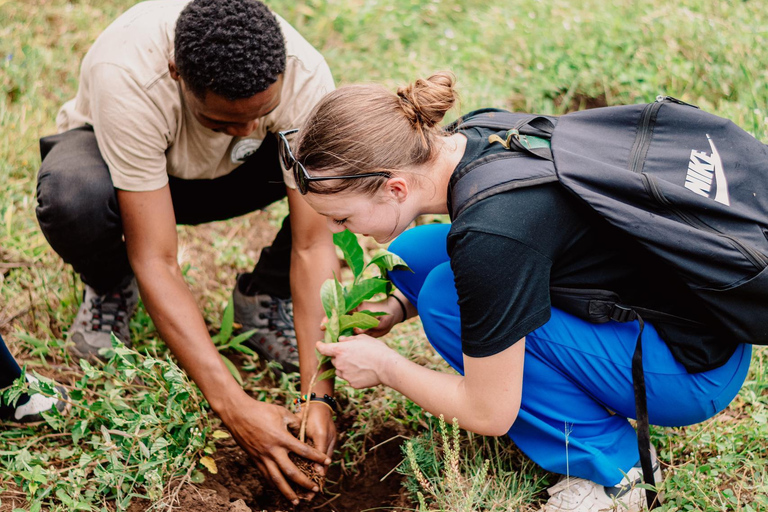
[278,129,391,195]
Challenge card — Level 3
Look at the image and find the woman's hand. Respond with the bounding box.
[315,335,399,388]
[343,293,412,338]
[354,297,399,337]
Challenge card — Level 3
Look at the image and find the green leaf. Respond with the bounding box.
[333,229,365,278]
[320,278,346,320]
[220,355,243,385]
[218,300,235,344]
[343,278,388,313]
[324,309,340,344]
[358,310,388,317]
[317,368,336,381]
[367,251,411,278]
[315,349,332,366]
[226,329,258,356]
[339,312,380,332]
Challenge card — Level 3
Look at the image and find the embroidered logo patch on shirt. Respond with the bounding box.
[231,138,264,164]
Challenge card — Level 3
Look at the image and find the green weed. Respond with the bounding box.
[0,337,216,511]
[402,415,548,511]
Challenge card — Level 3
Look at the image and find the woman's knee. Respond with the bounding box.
[416,262,464,369]
[388,224,451,298]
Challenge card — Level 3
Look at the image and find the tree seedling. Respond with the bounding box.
[293,229,410,491]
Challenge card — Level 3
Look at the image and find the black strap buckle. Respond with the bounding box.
[611,304,637,323]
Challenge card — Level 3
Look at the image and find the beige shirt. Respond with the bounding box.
[57,0,334,191]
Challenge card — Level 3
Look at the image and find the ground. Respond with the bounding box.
[1,206,425,512]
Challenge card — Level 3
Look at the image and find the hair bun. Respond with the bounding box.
[396,71,457,129]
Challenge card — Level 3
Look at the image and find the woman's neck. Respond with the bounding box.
[415,132,468,215]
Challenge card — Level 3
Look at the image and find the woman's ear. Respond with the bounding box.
[385,177,409,203]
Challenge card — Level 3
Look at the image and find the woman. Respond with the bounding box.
[282,73,752,511]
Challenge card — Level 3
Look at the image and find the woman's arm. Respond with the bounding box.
[316,335,524,436]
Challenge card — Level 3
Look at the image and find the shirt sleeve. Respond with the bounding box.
[449,229,553,358]
[89,63,171,191]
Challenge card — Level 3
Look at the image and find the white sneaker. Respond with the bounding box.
[0,374,70,424]
[544,454,662,512]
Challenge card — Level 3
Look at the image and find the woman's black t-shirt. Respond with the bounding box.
[447,126,737,373]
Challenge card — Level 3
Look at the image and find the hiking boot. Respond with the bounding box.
[0,374,70,424]
[68,277,138,360]
[232,274,299,373]
[544,449,662,512]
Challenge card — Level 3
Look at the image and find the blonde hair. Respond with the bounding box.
[294,71,458,195]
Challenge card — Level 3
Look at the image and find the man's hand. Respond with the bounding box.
[299,402,337,474]
[219,393,331,504]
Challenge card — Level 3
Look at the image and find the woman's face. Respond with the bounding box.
[303,187,408,244]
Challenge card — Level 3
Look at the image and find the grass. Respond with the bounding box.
[2,0,768,510]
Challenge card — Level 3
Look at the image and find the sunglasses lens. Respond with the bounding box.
[295,163,309,194]
[278,136,293,171]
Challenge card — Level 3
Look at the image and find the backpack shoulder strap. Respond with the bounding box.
[456,110,558,161]
[448,151,558,220]
[447,109,560,219]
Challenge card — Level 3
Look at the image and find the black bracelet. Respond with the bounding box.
[311,393,338,412]
[391,294,407,322]
[294,392,339,412]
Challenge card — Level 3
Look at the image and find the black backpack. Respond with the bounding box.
[448,97,768,508]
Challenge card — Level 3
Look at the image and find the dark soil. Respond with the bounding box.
[129,421,412,512]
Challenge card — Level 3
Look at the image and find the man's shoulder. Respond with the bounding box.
[83,0,187,87]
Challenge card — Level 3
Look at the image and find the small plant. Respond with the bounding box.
[293,229,410,487]
[403,415,490,512]
[401,415,548,511]
[210,299,257,385]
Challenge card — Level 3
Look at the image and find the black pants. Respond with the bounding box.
[36,126,291,298]
[0,333,30,411]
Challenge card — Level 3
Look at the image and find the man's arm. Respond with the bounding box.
[287,187,341,458]
[118,186,330,503]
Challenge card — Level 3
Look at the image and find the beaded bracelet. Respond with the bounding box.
[293,392,339,413]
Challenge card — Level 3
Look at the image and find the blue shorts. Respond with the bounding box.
[388,223,752,486]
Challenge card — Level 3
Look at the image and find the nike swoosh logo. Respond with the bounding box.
[708,134,730,206]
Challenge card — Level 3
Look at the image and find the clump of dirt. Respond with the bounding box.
[150,421,412,512]
[288,439,325,500]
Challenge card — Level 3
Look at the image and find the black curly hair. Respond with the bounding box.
[174,0,286,100]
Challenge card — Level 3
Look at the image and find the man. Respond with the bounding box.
[35,0,338,503]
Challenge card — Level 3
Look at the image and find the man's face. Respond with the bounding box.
[175,67,283,137]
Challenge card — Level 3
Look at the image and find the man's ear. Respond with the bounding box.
[386,177,409,203]
[168,60,181,81]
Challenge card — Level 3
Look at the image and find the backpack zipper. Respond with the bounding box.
[628,100,664,174]
[655,95,699,109]
[629,97,698,175]
[641,173,768,269]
